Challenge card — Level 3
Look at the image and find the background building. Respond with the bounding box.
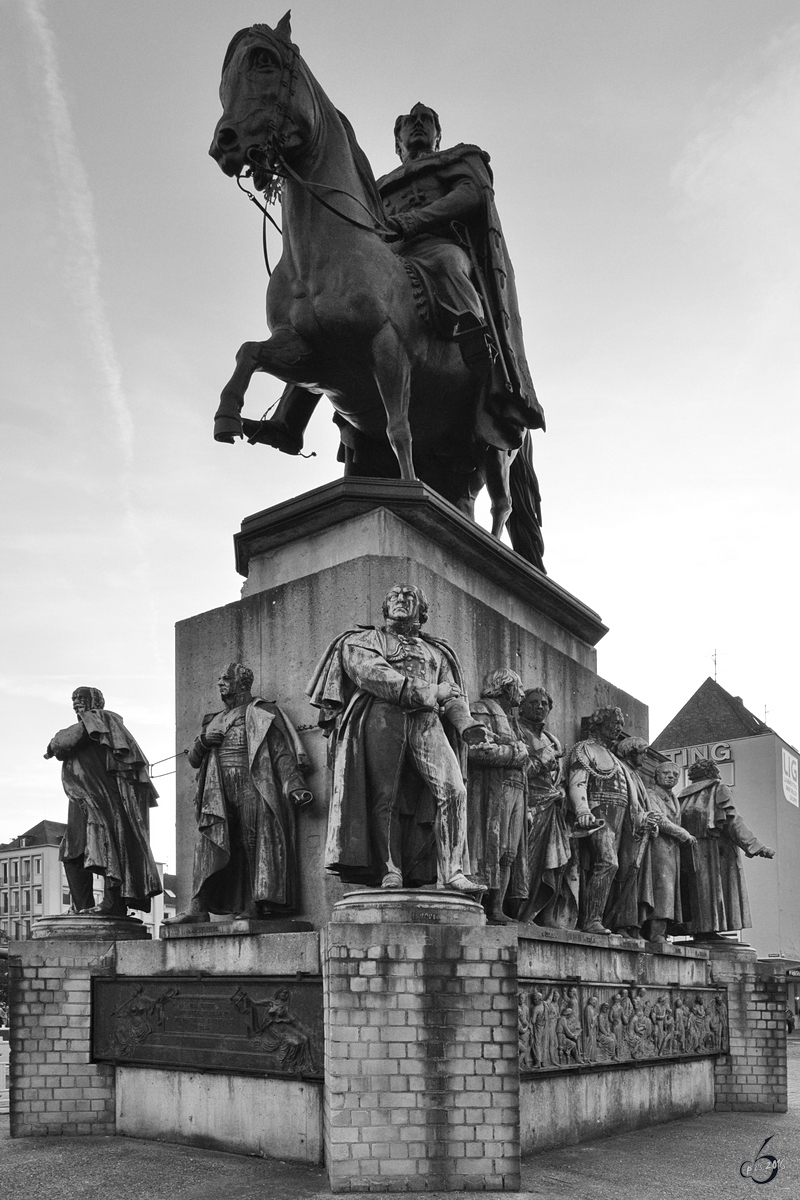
[652,677,800,966]
[0,821,172,940]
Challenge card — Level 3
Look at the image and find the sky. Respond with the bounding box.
[1,0,798,869]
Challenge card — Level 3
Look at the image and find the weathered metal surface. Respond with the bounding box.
[92,975,323,1079]
[518,980,728,1075]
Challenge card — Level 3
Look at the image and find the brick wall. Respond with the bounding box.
[711,955,787,1113]
[323,920,520,1193]
[9,940,116,1137]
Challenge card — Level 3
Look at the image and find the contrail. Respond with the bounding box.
[20,0,164,669]
[22,0,135,463]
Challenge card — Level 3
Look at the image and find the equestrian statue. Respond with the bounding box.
[209,12,546,570]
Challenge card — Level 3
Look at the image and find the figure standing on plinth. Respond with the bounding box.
[565,706,628,935]
[516,686,577,928]
[678,757,774,942]
[644,761,696,943]
[307,583,489,892]
[44,686,162,916]
[603,736,660,939]
[170,663,312,924]
[466,668,529,923]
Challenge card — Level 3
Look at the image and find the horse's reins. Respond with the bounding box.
[231,30,396,444]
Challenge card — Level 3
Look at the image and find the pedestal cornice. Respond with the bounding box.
[235,478,608,647]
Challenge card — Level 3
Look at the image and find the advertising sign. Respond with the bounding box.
[783,748,799,807]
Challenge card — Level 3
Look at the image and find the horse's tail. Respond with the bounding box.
[507,431,545,573]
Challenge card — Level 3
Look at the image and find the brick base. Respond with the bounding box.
[323,893,519,1193]
[711,951,787,1113]
[9,940,116,1137]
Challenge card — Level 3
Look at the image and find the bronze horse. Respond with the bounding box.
[209,13,545,569]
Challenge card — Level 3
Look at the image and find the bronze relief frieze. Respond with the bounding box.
[518,980,728,1075]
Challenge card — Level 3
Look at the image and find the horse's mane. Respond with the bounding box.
[335,110,383,221]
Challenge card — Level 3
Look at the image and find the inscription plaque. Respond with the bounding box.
[92,975,323,1080]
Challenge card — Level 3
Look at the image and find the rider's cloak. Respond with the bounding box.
[378,143,545,451]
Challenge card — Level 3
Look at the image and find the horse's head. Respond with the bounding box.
[210,12,310,191]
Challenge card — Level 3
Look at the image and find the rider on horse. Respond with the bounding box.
[248,103,544,459]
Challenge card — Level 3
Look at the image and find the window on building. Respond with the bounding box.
[22,890,31,913]
[1,862,7,884]
[62,888,71,908]
[33,857,42,877]
[11,861,18,884]
[34,888,42,908]
[11,892,19,914]
[1,893,7,914]
[21,859,30,883]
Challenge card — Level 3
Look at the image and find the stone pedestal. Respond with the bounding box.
[175,479,647,925]
[31,913,149,940]
[323,891,520,1193]
[517,928,720,1151]
[108,931,324,1161]
[161,917,313,938]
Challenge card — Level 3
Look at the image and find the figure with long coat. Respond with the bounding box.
[645,761,697,942]
[307,584,489,891]
[466,668,529,923]
[45,686,162,915]
[603,737,660,938]
[516,686,577,928]
[678,758,774,940]
[171,663,312,922]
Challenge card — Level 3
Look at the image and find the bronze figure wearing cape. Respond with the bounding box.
[209,15,546,570]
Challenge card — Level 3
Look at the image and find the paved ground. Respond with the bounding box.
[2,1040,799,1199]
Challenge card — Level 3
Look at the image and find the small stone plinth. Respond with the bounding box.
[324,892,519,1193]
[31,913,149,941]
[161,917,314,939]
[330,887,486,927]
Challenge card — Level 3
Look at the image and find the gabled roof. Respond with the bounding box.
[652,677,772,751]
[0,819,66,851]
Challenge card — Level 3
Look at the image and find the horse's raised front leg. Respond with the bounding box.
[370,325,415,481]
[214,330,314,443]
[483,446,514,540]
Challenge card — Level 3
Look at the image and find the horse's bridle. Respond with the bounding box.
[236,27,393,264]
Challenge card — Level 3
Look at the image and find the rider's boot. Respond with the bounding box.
[243,385,321,454]
[453,312,496,373]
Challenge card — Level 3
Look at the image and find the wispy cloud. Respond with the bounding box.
[21,0,163,665]
[22,0,135,462]
[672,25,800,296]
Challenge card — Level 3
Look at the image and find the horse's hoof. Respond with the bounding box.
[214,416,243,443]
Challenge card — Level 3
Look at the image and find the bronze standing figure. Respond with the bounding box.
[45,687,162,917]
